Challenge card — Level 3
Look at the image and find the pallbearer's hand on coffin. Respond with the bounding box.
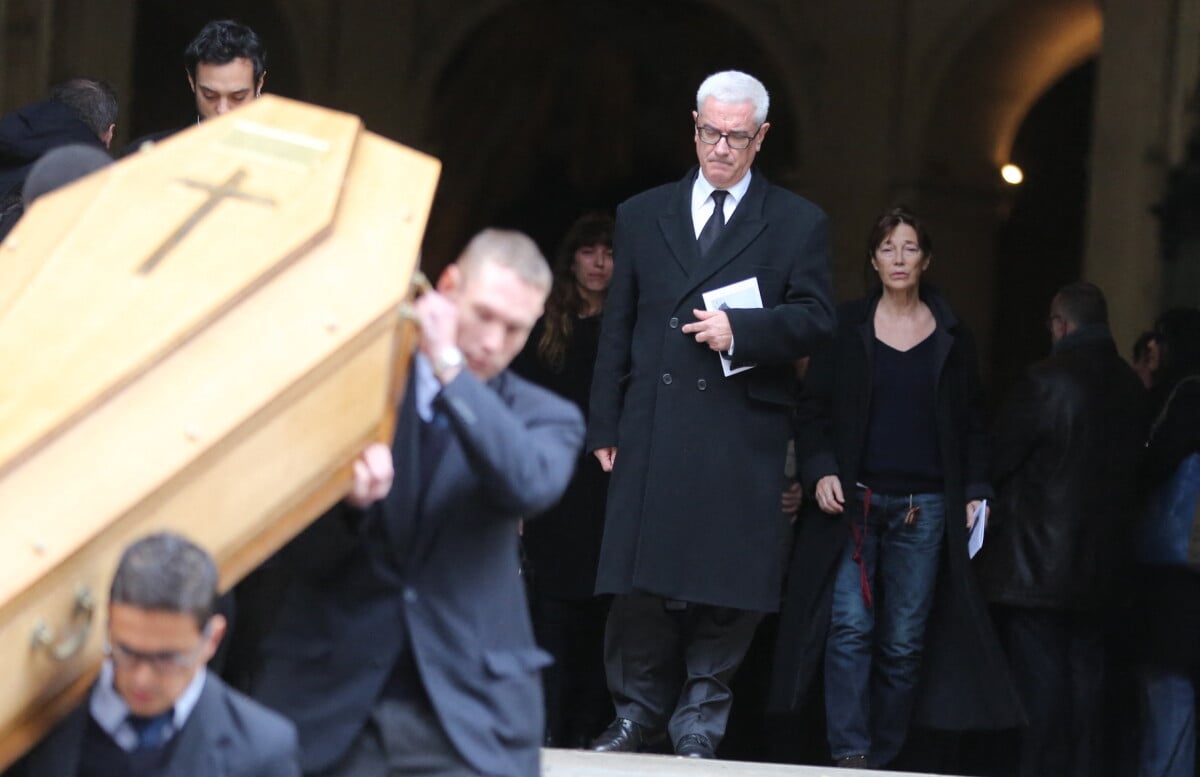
[416,291,463,385]
[346,442,395,508]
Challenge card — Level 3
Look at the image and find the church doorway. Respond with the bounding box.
[419,0,798,271]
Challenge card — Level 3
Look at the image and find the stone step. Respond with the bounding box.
[541,748,946,777]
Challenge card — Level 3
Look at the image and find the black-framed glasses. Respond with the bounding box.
[695,124,760,150]
[105,628,209,675]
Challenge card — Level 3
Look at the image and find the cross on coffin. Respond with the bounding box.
[138,167,276,274]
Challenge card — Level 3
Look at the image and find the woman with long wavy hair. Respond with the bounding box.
[511,211,616,747]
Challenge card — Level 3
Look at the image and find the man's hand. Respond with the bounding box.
[594,447,618,472]
[814,475,845,515]
[781,481,803,516]
[346,442,394,508]
[966,499,988,530]
[416,290,462,383]
[682,309,733,352]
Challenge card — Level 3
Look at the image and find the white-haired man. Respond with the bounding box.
[587,70,834,758]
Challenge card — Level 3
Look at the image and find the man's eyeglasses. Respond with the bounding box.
[105,633,208,675]
[695,125,760,150]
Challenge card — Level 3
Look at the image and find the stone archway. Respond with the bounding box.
[905,0,1102,379]
[417,0,801,273]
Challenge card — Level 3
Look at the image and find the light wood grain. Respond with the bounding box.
[0,98,440,768]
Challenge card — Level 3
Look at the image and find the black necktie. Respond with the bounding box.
[697,190,728,257]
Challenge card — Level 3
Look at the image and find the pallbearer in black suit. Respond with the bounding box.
[253,230,585,777]
[587,70,834,758]
[5,532,300,777]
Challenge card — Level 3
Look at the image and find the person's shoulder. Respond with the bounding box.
[207,675,298,756]
[498,370,583,423]
[835,296,872,326]
[119,127,185,158]
[620,179,679,211]
[762,180,826,218]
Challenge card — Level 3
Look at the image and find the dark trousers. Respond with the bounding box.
[310,694,478,777]
[993,605,1106,777]
[530,592,613,747]
[604,590,761,750]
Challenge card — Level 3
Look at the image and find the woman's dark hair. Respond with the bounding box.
[866,206,933,259]
[536,211,615,372]
[1153,307,1200,388]
[863,206,933,290]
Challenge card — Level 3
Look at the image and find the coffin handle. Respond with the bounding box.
[397,270,432,323]
[31,586,95,661]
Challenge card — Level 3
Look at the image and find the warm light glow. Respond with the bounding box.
[1001,163,1024,185]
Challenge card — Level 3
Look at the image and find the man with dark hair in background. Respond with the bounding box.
[977,281,1147,777]
[49,78,118,149]
[0,77,116,239]
[4,532,299,777]
[184,19,267,121]
[126,19,266,154]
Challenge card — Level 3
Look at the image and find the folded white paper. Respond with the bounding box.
[701,277,762,377]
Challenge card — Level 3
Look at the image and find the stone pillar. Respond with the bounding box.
[1083,0,1199,348]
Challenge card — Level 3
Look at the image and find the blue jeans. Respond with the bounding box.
[824,489,945,766]
[1139,667,1195,777]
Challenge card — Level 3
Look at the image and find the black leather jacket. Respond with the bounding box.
[976,325,1148,611]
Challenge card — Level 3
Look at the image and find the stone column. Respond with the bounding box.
[1083,0,1200,347]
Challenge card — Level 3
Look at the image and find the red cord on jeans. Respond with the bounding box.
[849,487,873,608]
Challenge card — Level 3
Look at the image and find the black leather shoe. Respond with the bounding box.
[590,718,648,753]
[835,754,868,768]
[675,733,714,758]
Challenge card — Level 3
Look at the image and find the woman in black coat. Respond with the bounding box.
[772,207,1020,769]
[510,212,615,748]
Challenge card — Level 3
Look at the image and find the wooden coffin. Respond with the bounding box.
[0,95,440,767]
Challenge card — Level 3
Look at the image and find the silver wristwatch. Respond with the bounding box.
[432,345,464,378]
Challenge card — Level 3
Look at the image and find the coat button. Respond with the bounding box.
[662,373,673,385]
[404,588,418,604]
[669,317,679,329]
[697,379,707,390]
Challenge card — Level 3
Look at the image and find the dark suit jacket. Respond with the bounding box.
[587,166,834,611]
[253,366,584,776]
[7,671,299,777]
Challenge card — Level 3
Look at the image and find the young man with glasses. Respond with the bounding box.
[6,532,299,777]
[587,70,834,759]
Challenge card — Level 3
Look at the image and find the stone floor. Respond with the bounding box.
[541,748,945,777]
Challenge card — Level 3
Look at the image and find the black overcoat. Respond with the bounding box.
[587,167,834,612]
[769,287,1024,730]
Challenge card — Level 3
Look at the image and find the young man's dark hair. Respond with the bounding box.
[184,20,266,82]
[110,532,219,630]
[49,78,118,143]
